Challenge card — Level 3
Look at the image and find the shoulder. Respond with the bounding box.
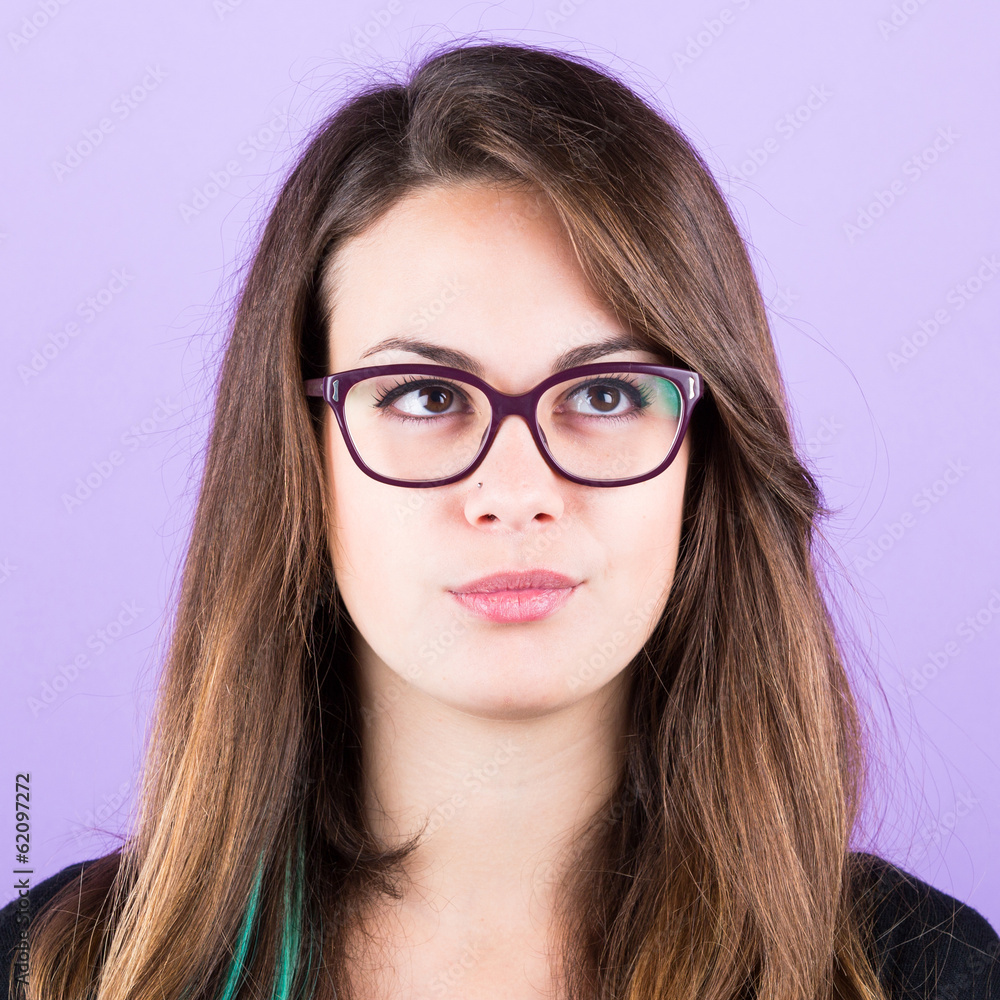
[849,851,1000,999]
[0,857,106,999]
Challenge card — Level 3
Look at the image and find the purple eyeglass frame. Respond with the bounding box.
[303,362,704,488]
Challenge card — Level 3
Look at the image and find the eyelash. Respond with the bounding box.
[371,374,654,420]
[372,376,471,412]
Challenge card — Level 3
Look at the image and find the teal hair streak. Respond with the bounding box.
[214,831,319,1000]
[216,851,267,1000]
[271,828,318,999]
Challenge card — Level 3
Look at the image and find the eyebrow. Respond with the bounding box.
[357,334,647,379]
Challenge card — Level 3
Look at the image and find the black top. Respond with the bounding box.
[1,852,997,998]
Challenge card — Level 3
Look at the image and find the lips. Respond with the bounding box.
[448,570,581,623]
[449,570,580,594]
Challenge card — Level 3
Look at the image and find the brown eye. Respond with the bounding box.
[586,385,622,412]
[419,386,454,413]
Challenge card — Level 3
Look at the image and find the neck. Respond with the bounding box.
[352,636,632,926]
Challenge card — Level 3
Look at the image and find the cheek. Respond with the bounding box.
[324,418,427,612]
[607,463,687,611]
[622,498,683,581]
[325,418,383,577]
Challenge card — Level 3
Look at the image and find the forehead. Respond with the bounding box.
[326,180,564,286]
[320,182,661,380]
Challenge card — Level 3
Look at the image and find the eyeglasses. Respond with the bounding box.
[303,362,703,488]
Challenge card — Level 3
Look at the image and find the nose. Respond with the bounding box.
[473,411,554,483]
[463,413,565,526]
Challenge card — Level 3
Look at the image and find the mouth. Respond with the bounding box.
[449,586,578,623]
[448,570,581,623]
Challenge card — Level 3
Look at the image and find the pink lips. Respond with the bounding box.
[448,570,581,623]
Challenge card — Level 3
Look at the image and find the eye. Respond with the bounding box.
[372,377,471,419]
[559,377,653,418]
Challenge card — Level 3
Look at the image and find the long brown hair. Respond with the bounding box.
[19,40,890,1000]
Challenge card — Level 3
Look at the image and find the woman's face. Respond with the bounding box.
[322,182,690,719]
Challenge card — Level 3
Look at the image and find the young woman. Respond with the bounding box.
[3,40,997,1000]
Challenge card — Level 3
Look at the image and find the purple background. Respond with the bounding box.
[2,1,998,927]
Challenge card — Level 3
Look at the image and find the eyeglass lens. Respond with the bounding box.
[341,370,683,484]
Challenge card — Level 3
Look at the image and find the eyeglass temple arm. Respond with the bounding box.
[304,377,336,401]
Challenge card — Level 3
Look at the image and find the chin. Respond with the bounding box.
[431,671,587,719]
